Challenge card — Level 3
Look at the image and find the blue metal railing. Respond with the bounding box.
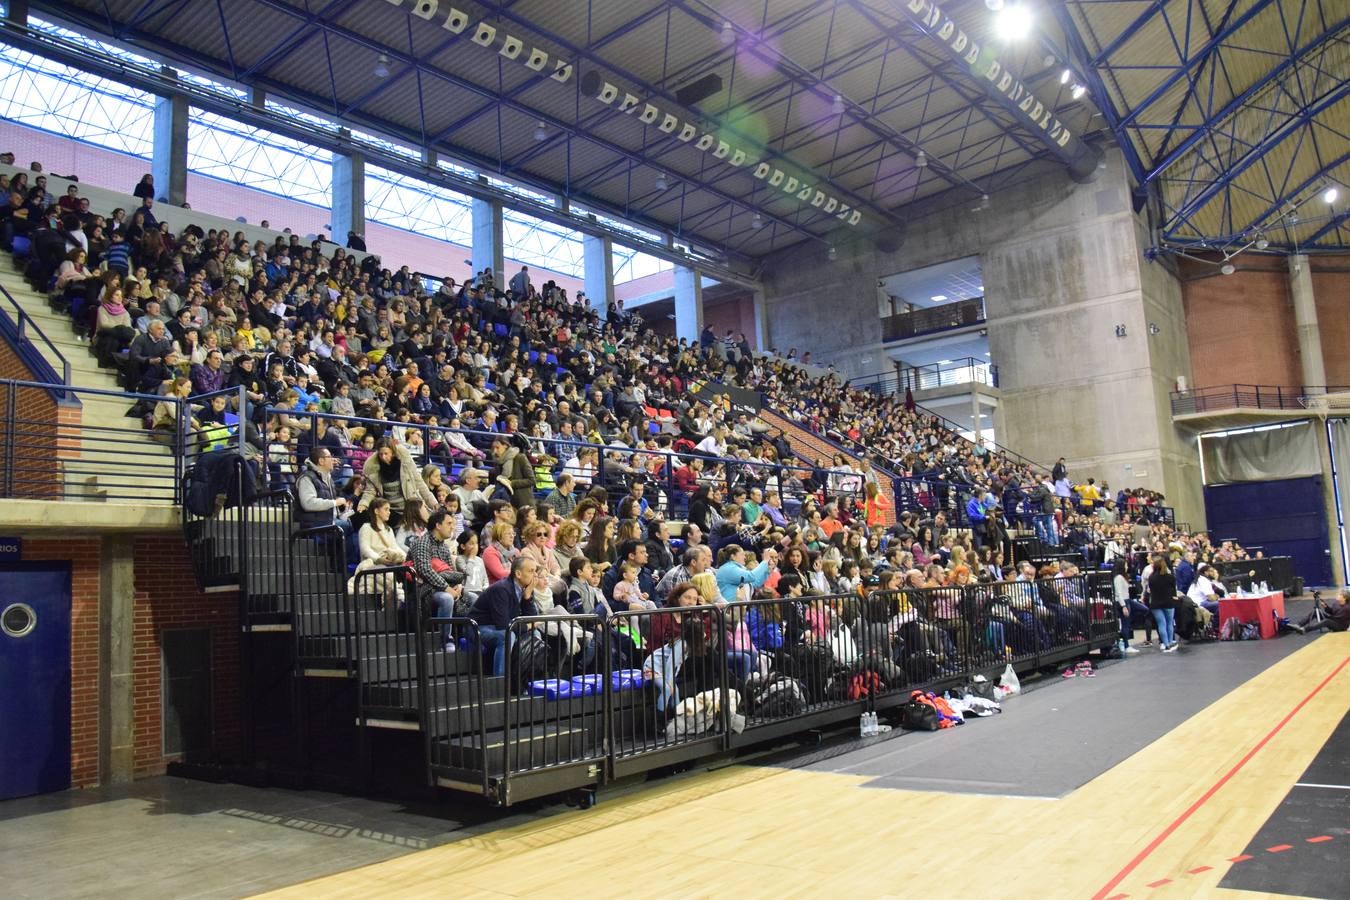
[0,280,72,388]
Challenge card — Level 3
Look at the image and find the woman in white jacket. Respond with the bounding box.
[349,498,406,607]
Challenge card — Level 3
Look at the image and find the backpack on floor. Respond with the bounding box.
[1219,617,1243,641]
[1240,622,1261,641]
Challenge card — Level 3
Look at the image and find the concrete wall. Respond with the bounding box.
[760,149,1203,524]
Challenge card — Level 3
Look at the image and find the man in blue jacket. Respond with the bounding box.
[965,491,988,549]
[1174,550,1196,598]
[470,554,540,676]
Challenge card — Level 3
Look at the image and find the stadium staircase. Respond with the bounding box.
[0,258,175,503]
[182,476,603,805]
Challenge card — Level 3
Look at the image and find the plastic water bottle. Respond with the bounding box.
[860,713,871,737]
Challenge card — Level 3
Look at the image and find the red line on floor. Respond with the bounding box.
[1186,866,1213,874]
[1104,894,1129,900]
[1228,855,1253,863]
[1266,844,1293,853]
[1145,879,1172,888]
[1306,836,1333,843]
[1091,654,1350,900]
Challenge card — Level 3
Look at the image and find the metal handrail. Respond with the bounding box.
[881,297,986,341]
[0,282,71,387]
[1170,383,1350,415]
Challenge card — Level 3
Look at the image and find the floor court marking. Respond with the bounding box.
[1293,782,1350,789]
[1091,653,1350,900]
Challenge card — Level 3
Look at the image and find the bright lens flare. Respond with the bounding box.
[995,3,1034,40]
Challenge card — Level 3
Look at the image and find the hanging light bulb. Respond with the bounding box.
[1220,263,1236,276]
[994,3,1033,40]
[832,93,845,115]
[533,121,547,142]
[979,193,991,210]
[373,54,391,79]
[654,173,669,191]
[826,245,837,261]
[721,20,735,45]
[1060,69,1072,85]
[1071,83,1087,100]
[1255,235,1269,250]
[751,212,764,229]
[915,150,928,168]
[1324,185,1340,204]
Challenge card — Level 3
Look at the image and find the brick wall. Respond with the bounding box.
[130,537,240,776]
[760,409,898,527]
[15,535,240,785]
[1182,267,1301,388]
[0,336,65,500]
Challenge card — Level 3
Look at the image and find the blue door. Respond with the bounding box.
[0,564,72,800]
[1203,477,1334,587]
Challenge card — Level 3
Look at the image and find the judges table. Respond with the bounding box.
[1217,592,1286,639]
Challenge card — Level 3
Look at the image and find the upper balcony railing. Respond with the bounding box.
[881,297,985,342]
[1170,384,1350,416]
[854,358,999,395]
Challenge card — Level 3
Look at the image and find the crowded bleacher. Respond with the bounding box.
[2,157,1258,681]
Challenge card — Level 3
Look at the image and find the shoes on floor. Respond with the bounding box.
[1287,623,1306,634]
[1061,668,1077,678]
[1123,646,1140,654]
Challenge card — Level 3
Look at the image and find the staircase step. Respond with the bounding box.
[431,723,591,774]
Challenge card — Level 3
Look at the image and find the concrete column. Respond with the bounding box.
[582,233,614,316]
[471,197,504,284]
[1289,254,1326,393]
[1314,422,1346,586]
[98,535,136,784]
[152,76,189,207]
[752,289,770,350]
[971,394,982,441]
[331,143,365,246]
[674,265,703,345]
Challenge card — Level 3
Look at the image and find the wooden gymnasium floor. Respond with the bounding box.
[267,632,1350,900]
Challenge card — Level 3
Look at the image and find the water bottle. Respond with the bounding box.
[860,713,871,737]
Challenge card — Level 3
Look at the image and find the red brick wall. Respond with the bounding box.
[131,537,240,776]
[1313,268,1350,387]
[0,336,66,500]
[20,538,103,786]
[1181,264,1305,389]
[14,535,240,785]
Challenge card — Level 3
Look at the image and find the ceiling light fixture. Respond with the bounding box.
[931,294,948,301]
[832,93,845,115]
[533,120,547,141]
[1060,69,1072,85]
[1324,186,1340,204]
[373,54,391,78]
[979,193,991,210]
[1255,235,1269,250]
[751,212,764,229]
[1220,263,1236,276]
[721,20,735,46]
[994,3,1033,40]
[654,173,669,191]
[985,0,1004,10]
[827,245,837,261]
[1071,83,1087,100]
[915,150,928,168]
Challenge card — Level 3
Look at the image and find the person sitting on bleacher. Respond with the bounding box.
[469,554,540,676]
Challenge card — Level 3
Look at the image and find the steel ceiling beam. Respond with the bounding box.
[1091,0,1177,64]
[877,0,1102,181]
[0,13,769,282]
[1115,0,1281,128]
[1162,87,1350,239]
[237,0,362,82]
[1142,15,1350,183]
[468,0,904,227]
[1304,208,1350,244]
[224,0,830,241]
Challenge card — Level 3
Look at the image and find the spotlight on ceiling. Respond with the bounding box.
[915,150,928,168]
[978,193,991,210]
[654,173,669,191]
[1220,263,1236,276]
[1324,185,1340,204]
[827,245,837,261]
[373,54,391,78]
[994,3,1033,40]
[533,120,547,141]
[1071,83,1087,100]
[1255,235,1269,250]
[721,20,734,45]
[832,93,845,115]
[751,212,764,229]
[1060,68,1072,85]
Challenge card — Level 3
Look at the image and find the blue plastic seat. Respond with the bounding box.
[527,350,539,364]
[493,323,508,338]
